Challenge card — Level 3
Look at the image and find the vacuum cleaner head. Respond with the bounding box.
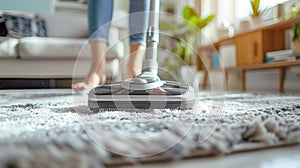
[88,81,194,112]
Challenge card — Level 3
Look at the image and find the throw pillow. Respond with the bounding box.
[36,18,47,37]
[4,13,47,38]
[0,16,7,36]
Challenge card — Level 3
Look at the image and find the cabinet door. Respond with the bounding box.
[235,31,263,65]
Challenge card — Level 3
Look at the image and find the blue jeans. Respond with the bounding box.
[88,0,150,45]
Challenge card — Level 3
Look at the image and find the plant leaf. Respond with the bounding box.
[199,14,216,29]
[250,0,261,17]
[185,16,201,32]
[293,23,300,41]
[159,22,185,31]
[185,14,215,32]
[183,6,199,20]
[182,6,215,32]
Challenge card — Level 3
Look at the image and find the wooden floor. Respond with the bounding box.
[125,145,300,168]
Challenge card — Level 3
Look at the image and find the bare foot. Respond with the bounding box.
[71,72,106,90]
[126,45,145,78]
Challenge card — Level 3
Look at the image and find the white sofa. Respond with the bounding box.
[0,12,125,82]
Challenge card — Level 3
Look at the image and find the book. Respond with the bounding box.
[264,55,300,63]
[266,49,296,58]
[266,53,297,59]
[265,49,300,63]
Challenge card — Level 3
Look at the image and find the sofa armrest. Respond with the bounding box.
[0,37,19,58]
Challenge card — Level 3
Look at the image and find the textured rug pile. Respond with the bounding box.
[0,90,300,167]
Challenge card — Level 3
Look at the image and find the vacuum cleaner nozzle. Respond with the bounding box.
[88,81,194,112]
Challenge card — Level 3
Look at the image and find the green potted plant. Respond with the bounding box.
[281,5,300,54]
[160,6,215,78]
[250,0,263,17]
[292,23,300,54]
[177,6,215,65]
[249,0,265,25]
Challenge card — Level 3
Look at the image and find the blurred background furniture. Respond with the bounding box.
[0,12,125,87]
[198,16,300,93]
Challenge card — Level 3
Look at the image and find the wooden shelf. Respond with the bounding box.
[198,16,300,51]
[238,59,300,70]
[197,16,300,92]
[235,15,300,36]
[209,60,300,71]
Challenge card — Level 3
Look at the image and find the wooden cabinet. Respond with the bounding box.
[235,29,285,66]
[236,31,263,65]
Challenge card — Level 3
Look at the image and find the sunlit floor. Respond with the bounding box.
[124,145,300,168]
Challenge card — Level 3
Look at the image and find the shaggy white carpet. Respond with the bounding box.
[0,89,299,167]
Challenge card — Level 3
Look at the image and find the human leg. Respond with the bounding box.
[126,0,150,78]
[72,0,114,90]
[72,41,107,90]
[127,44,146,78]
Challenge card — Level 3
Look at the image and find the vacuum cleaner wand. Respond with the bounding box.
[142,0,160,76]
[121,0,164,91]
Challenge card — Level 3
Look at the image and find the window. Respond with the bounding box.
[200,0,292,43]
[235,0,290,20]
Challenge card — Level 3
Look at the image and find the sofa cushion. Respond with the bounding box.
[37,13,88,38]
[0,37,18,58]
[18,37,88,59]
[0,59,119,80]
[18,37,124,60]
[36,13,120,41]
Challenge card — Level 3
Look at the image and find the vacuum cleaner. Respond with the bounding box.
[88,0,195,112]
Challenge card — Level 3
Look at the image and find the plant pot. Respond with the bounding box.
[251,16,263,26]
[239,19,251,32]
[293,38,300,54]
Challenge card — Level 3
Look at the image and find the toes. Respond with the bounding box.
[71,73,107,90]
[71,82,87,90]
[99,75,107,85]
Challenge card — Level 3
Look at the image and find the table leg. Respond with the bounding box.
[279,67,286,93]
[225,70,228,90]
[241,70,246,92]
[202,70,208,90]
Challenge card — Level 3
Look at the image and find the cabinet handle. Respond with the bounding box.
[253,42,258,57]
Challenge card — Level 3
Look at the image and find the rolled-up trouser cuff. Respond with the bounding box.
[88,37,109,44]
